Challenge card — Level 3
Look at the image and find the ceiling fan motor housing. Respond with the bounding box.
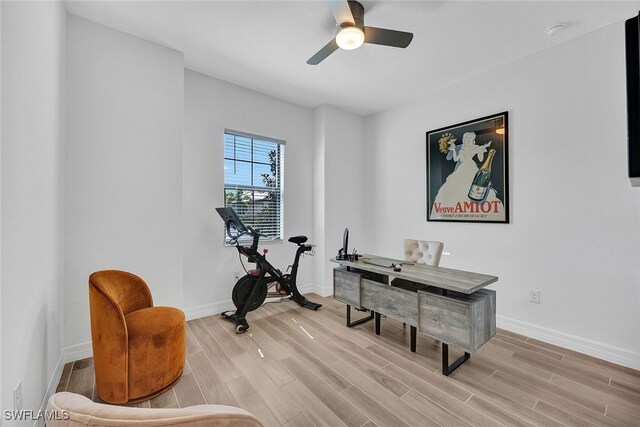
[343,0,365,30]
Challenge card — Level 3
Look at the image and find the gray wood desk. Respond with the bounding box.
[330,256,498,375]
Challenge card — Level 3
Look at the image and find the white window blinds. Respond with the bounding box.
[224,131,284,242]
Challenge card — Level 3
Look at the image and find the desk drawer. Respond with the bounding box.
[362,279,418,326]
[418,289,496,352]
[333,268,362,306]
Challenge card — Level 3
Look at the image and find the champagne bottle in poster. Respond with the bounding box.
[468,149,497,201]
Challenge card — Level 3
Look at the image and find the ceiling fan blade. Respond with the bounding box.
[328,0,355,26]
[307,38,340,65]
[364,26,413,48]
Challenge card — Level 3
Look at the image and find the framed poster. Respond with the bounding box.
[426,111,509,223]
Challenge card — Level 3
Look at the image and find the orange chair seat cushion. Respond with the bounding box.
[124,307,186,400]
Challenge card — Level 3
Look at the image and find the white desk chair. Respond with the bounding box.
[403,239,444,266]
[393,239,444,292]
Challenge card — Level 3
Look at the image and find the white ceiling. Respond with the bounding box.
[65,1,640,116]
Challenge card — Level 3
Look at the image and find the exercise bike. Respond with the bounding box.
[215,207,322,333]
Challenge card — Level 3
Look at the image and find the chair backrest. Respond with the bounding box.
[403,239,444,266]
[89,270,153,315]
[46,392,264,427]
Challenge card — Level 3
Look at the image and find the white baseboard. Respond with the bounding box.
[296,283,314,294]
[34,351,66,427]
[63,340,93,363]
[313,285,333,297]
[497,315,640,370]
[299,282,332,297]
[299,282,333,297]
[183,299,234,321]
[35,342,93,427]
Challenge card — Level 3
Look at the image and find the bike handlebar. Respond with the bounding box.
[246,226,268,238]
[225,223,266,240]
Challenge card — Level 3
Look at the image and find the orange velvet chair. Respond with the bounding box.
[89,270,186,404]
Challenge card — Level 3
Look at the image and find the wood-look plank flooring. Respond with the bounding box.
[58,294,640,426]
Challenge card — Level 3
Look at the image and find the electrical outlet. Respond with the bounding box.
[233,271,240,281]
[13,382,22,411]
[529,289,541,304]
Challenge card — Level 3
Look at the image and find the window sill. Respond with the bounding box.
[224,239,283,247]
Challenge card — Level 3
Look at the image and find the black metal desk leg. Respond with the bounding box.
[375,312,381,335]
[346,305,375,328]
[442,343,470,376]
[410,326,417,352]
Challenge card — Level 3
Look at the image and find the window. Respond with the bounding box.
[224,130,284,242]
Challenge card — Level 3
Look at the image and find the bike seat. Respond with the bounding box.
[288,235,308,245]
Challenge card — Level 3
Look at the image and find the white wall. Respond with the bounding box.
[183,69,315,314]
[1,0,67,420]
[312,105,368,294]
[65,15,184,346]
[364,22,640,368]
[312,107,326,293]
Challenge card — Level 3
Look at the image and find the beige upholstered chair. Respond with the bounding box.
[392,239,444,293]
[403,239,444,266]
[46,392,263,427]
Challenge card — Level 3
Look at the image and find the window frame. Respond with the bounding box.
[223,129,285,245]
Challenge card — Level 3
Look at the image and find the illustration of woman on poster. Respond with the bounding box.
[430,131,504,218]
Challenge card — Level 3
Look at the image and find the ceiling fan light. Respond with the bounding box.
[336,26,365,50]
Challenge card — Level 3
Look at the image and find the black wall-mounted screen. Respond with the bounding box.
[625,12,640,186]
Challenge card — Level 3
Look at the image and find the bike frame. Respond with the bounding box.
[234,234,312,306]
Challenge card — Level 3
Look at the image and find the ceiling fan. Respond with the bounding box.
[307,0,414,65]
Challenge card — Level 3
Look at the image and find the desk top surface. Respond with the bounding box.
[330,255,498,294]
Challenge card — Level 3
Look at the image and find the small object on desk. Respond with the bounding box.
[392,263,402,272]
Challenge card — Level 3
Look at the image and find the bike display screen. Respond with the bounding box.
[215,207,248,237]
